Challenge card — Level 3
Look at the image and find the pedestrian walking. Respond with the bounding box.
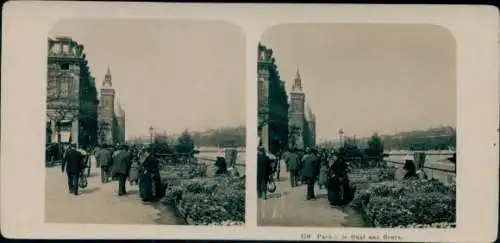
[128,158,140,186]
[76,147,89,176]
[112,145,132,196]
[61,144,85,196]
[95,144,113,183]
[285,148,300,188]
[257,146,272,200]
[318,160,329,189]
[301,147,320,200]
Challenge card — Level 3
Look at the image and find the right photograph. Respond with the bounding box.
[256,23,457,228]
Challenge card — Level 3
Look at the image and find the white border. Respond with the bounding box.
[2,2,499,242]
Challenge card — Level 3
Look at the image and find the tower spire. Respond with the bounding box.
[295,68,301,80]
[102,65,113,88]
[292,68,302,92]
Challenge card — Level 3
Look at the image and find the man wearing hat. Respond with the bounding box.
[257,146,272,200]
[112,144,132,196]
[95,144,113,183]
[301,147,320,200]
[61,144,85,195]
[285,147,300,187]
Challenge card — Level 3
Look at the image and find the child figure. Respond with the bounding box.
[318,161,329,190]
[129,159,140,186]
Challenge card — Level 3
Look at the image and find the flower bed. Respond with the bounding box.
[349,167,397,189]
[159,164,208,186]
[162,175,245,225]
[350,175,456,228]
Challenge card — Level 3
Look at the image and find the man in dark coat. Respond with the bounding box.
[61,144,85,195]
[301,147,320,200]
[257,146,272,200]
[95,144,113,183]
[112,145,132,196]
[285,148,300,187]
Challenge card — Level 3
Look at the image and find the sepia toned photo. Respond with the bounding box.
[45,19,246,226]
[256,24,457,229]
[2,2,498,241]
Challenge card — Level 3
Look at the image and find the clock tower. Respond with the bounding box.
[99,66,115,145]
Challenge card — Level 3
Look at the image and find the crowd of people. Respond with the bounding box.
[257,146,352,204]
[59,143,166,202]
[257,145,440,206]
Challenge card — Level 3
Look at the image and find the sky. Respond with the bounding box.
[261,23,457,141]
[50,19,246,139]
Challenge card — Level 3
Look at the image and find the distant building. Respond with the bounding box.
[98,67,126,145]
[257,43,316,152]
[46,37,99,148]
[288,69,316,149]
[46,36,126,148]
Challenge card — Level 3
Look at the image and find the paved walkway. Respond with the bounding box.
[45,159,184,225]
[257,160,364,227]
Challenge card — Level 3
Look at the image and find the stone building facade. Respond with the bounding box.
[257,43,316,152]
[46,36,126,148]
[46,37,99,148]
[257,44,289,154]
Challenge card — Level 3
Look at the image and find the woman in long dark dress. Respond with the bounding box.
[140,151,162,202]
[327,156,354,206]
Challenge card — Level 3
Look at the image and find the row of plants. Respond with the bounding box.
[160,164,245,226]
[349,167,456,228]
[159,164,208,184]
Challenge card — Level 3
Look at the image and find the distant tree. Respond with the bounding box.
[257,106,269,134]
[175,129,195,154]
[337,138,365,166]
[365,132,384,161]
[190,126,245,147]
[379,126,456,151]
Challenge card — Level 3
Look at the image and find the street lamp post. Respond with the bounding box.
[149,126,154,144]
[339,128,345,147]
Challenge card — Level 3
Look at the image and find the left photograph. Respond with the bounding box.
[45,19,246,226]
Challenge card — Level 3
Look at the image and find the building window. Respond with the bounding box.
[52,43,61,53]
[60,81,69,98]
[61,63,70,70]
[62,44,69,53]
[58,75,72,98]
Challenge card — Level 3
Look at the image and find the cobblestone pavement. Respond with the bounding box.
[257,160,365,227]
[45,159,183,225]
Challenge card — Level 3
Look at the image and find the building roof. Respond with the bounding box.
[304,102,316,121]
[115,98,125,117]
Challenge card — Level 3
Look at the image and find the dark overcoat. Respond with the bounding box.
[112,150,132,176]
[62,149,84,174]
[285,152,300,171]
[301,154,320,179]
